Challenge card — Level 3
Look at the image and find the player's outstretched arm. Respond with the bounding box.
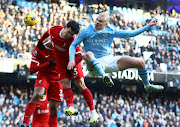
[114,18,158,38]
[68,29,86,70]
[37,29,50,50]
[29,60,56,74]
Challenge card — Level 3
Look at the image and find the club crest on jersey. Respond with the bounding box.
[33,50,37,56]
[63,43,66,47]
[103,33,108,37]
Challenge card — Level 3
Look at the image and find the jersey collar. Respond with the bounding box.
[59,28,64,38]
[43,41,52,50]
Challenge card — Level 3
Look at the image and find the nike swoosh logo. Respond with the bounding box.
[37,105,40,107]
[45,55,50,58]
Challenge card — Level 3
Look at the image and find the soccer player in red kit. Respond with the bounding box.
[32,95,49,127]
[21,41,63,127]
[37,20,99,124]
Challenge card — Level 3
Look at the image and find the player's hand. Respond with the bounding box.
[149,18,158,27]
[48,60,56,66]
[37,40,45,50]
[67,60,76,70]
[66,68,74,74]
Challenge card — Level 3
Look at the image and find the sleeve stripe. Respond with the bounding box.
[48,28,50,35]
[31,59,39,63]
[75,51,81,54]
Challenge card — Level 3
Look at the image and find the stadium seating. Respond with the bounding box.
[0,1,180,126]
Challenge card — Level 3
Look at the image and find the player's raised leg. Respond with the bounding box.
[61,78,78,116]
[85,51,114,87]
[74,77,100,124]
[117,56,164,92]
[22,86,45,127]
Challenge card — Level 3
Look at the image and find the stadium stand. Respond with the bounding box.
[0,0,179,72]
[0,0,180,126]
[0,83,179,126]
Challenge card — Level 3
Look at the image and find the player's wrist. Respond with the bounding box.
[66,67,74,74]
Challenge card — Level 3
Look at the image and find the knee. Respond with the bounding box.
[34,93,44,99]
[85,51,94,60]
[75,80,86,92]
[61,80,71,89]
[31,93,44,102]
[49,101,59,115]
[138,59,145,68]
[49,106,58,115]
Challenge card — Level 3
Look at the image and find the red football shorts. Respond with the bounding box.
[59,63,84,81]
[34,79,63,102]
[47,80,63,102]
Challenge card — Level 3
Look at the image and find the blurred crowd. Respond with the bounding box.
[0,84,179,127]
[0,0,179,72]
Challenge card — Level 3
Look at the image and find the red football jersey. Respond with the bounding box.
[32,95,49,125]
[40,26,82,72]
[31,42,59,80]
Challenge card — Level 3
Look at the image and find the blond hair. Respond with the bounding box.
[98,12,110,23]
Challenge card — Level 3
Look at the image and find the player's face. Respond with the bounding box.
[63,27,75,39]
[95,16,107,30]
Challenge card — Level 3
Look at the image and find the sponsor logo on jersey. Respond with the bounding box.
[103,33,108,37]
[55,45,66,51]
[87,39,108,43]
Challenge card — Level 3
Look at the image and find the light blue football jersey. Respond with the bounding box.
[69,24,150,61]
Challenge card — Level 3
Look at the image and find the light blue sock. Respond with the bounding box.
[88,58,105,76]
[138,66,150,86]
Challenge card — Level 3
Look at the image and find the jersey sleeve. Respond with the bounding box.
[113,24,150,38]
[39,28,51,42]
[75,46,83,65]
[31,47,41,63]
[30,47,49,73]
[69,28,86,61]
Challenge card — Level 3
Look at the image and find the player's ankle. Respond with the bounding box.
[91,109,97,115]
[68,106,75,109]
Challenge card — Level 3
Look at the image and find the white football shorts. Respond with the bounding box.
[89,55,122,76]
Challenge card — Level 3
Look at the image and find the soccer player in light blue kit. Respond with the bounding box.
[68,12,164,93]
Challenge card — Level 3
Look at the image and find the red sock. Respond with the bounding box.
[49,115,58,127]
[23,103,37,125]
[63,88,74,107]
[81,88,95,111]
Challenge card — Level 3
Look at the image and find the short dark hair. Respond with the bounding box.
[66,20,80,34]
